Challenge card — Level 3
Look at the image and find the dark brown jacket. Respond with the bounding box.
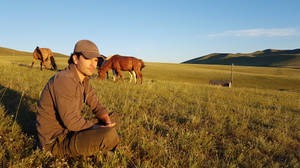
[36,64,108,148]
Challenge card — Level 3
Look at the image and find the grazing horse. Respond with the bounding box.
[97,54,110,79]
[31,46,57,71]
[97,54,137,82]
[98,55,145,84]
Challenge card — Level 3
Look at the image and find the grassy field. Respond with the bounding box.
[0,53,299,167]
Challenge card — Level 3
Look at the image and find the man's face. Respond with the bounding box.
[74,55,98,77]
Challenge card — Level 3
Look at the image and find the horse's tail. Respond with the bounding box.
[140,59,146,71]
[50,55,57,70]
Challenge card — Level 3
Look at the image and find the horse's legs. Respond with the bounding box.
[106,71,109,79]
[140,72,143,84]
[42,60,49,70]
[134,70,141,84]
[112,69,117,81]
[31,61,35,68]
[115,69,123,82]
[40,61,43,71]
[31,58,36,68]
[129,71,133,83]
[129,71,136,83]
[133,71,137,83]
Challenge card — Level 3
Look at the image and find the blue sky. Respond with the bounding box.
[0,0,299,63]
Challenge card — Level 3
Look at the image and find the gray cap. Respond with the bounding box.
[73,40,100,59]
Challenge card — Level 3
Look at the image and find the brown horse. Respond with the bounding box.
[31,46,57,71]
[97,54,136,81]
[98,55,145,84]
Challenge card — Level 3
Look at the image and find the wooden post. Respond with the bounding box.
[231,63,234,87]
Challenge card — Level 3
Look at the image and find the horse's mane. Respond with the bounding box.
[35,46,43,57]
[100,58,112,72]
[105,54,117,60]
[99,54,106,59]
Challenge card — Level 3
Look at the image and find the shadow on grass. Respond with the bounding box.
[10,62,60,72]
[0,85,38,138]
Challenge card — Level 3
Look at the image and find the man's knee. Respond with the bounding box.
[72,127,120,156]
[101,127,120,150]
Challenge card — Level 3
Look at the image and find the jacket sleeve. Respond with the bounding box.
[84,80,108,117]
[54,76,95,131]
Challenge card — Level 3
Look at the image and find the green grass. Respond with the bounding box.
[0,53,299,167]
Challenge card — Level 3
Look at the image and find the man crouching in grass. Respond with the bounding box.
[36,40,119,157]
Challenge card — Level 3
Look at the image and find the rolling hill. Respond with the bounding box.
[182,48,300,68]
[0,46,68,58]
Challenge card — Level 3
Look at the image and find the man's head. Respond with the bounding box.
[69,40,100,78]
[68,40,101,64]
[73,40,101,59]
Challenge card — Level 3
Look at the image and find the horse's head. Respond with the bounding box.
[98,67,107,80]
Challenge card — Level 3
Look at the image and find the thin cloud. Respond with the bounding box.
[208,28,298,37]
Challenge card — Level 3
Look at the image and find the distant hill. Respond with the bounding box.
[182,49,300,68]
[0,46,68,58]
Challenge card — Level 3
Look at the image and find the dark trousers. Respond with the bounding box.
[47,126,119,157]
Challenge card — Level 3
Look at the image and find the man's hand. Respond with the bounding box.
[94,112,118,128]
[91,122,116,129]
[103,122,116,127]
[95,113,112,123]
